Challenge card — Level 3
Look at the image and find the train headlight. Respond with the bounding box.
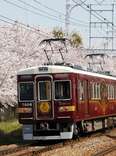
[39,102,50,113]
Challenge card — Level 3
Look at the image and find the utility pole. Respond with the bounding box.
[86,3,114,72]
[65,0,88,36]
[89,3,114,51]
[65,0,71,36]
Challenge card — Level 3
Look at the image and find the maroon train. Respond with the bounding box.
[17,65,116,140]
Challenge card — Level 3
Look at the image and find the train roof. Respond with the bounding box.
[17,65,116,80]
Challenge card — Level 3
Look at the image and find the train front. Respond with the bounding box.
[17,65,76,140]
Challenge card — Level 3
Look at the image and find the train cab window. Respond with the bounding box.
[19,82,34,101]
[38,81,51,101]
[55,81,71,100]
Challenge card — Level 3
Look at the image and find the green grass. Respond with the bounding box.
[0,119,23,145]
[0,119,21,133]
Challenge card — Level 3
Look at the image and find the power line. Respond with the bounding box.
[0,16,48,64]
[0,14,70,60]
[33,0,88,26]
[33,0,65,15]
[0,14,50,37]
[17,0,64,21]
[3,0,65,24]
[3,0,88,27]
[17,0,89,27]
[0,17,14,25]
[73,0,116,29]
[94,0,106,5]
[72,0,106,22]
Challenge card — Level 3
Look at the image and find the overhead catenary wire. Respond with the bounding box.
[0,14,50,38]
[0,14,52,59]
[72,0,107,22]
[4,0,115,48]
[3,0,88,27]
[2,0,61,24]
[0,14,68,63]
[71,0,114,38]
[73,0,116,30]
[17,0,89,27]
[72,0,116,50]
[76,0,116,49]
[32,0,89,26]
[0,17,43,65]
[17,0,65,22]
[0,14,70,50]
[94,0,106,5]
[3,0,65,24]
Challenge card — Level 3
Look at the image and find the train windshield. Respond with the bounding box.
[55,81,71,100]
[38,81,51,100]
[19,82,34,101]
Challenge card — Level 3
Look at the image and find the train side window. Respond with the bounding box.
[91,82,95,99]
[108,85,110,99]
[112,85,115,99]
[97,83,101,99]
[108,84,115,99]
[108,85,112,99]
[54,80,71,100]
[115,85,116,99]
[91,82,100,100]
[89,82,93,99]
[112,86,115,99]
[79,80,85,101]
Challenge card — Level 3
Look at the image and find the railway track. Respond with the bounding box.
[0,138,78,156]
[0,141,69,156]
[93,134,116,156]
[0,129,115,156]
[0,144,35,156]
[93,145,116,156]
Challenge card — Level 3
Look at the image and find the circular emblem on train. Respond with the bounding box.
[39,102,50,113]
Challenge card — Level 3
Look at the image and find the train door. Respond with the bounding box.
[35,75,54,120]
[78,79,89,116]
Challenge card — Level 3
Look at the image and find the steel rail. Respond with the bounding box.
[93,145,116,156]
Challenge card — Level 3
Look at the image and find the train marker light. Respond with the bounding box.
[17,107,32,113]
[59,106,75,112]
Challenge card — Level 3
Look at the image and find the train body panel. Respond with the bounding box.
[17,65,116,140]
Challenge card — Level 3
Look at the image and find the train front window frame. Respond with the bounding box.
[54,80,71,100]
[38,81,51,101]
[19,82,34,102]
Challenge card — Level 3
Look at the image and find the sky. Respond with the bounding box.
[0,0,116,48]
